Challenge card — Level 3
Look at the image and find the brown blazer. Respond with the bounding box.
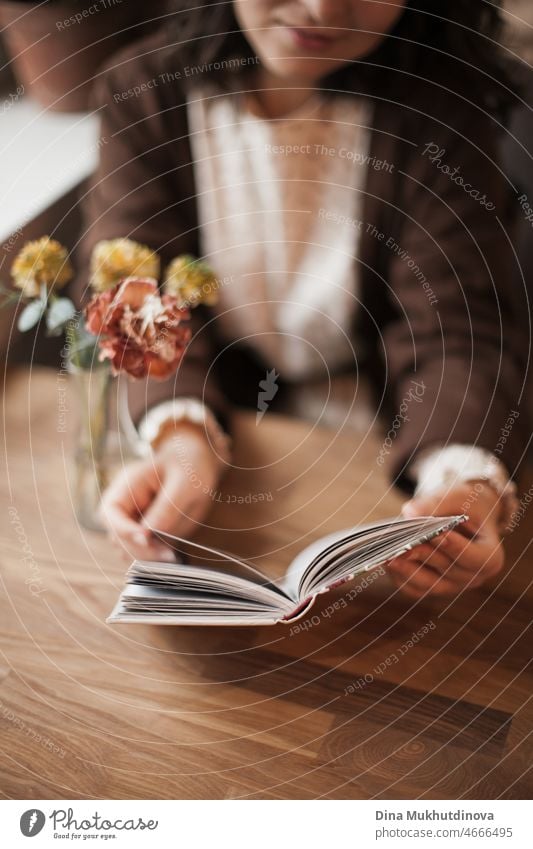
[76,30,529,491]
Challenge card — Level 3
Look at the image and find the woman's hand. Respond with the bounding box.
[387,481,505,599]
[101,422,224,561]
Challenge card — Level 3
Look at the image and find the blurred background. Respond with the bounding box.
[0,0,170,363]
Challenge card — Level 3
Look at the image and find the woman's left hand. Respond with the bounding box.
[386,482,505,599]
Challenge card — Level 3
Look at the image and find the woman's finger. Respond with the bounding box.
[104,462,157,516]
[101,498,143,540]
[387,557,440,590]
[102,499,169,561]
[386,546,452,578]
[406,543,453,574]
[387,557,466,597]
[394,551,498,595]
[415,540,488,578]
[429,529,501,572]
[101,464,174,559]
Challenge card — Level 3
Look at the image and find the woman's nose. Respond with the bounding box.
[298,0,357,29]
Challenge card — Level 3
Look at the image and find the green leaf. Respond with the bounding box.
[17,299,46,332]
[46,298,77,336]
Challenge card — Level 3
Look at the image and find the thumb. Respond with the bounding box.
[401,492,441,518]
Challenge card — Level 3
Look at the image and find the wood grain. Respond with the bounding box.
[0,367,531,800]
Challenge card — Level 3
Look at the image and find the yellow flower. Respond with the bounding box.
[90,238,160,292]
[163,255,219,308]
[11,237,73,298]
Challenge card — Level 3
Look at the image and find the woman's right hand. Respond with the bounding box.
[100,422,224,562]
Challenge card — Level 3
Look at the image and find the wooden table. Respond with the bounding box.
[0,368,531,800]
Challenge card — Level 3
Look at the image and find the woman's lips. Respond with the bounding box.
[285,26,337,52]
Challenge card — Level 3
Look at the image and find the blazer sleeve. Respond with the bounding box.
[382,105,528,489]
[74,59,228,429]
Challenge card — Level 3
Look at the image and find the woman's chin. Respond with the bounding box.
[259,55,351,84]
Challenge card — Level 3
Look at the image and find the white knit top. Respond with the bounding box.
[187,86,372,379]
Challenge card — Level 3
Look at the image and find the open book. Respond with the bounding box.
[107,514,466,627]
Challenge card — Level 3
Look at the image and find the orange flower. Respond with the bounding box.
[85,277,190,380]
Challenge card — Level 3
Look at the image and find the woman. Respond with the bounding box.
[78,0,528,598]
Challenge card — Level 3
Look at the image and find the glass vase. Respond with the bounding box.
[68,362,142,532]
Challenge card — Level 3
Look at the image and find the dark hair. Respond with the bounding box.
[166,0,522,120]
